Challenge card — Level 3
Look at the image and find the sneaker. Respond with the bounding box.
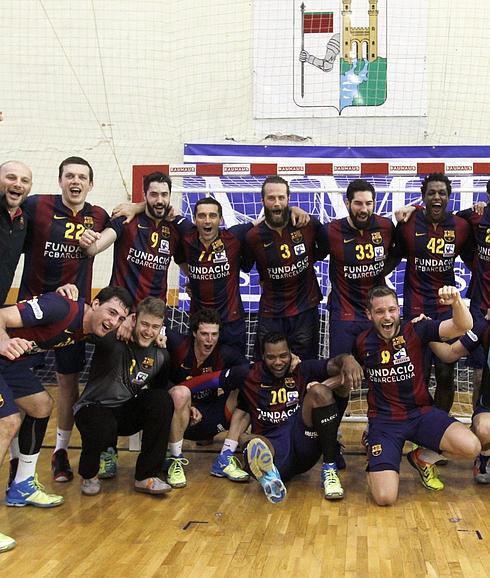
[335,442,346,470]
[81,477,101,496]
[321,464,344,500]
[407,450,444,491]
[167,456,189,488]
[473,454,490,484]
[6,475,65,507]
[0,532,16,553]
[51,449,73,482]
[245,438,286,504]
[98,448,118,479]
[7,458,18,489]
[135,477,172,495]
[210,451,250,482]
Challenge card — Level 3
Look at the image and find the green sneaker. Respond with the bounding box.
[407,450,444,491]
[99,448,118,479]
[321,464,344,500]
[6,475,64,508]
[0,532,15,553]
[210,451,250,482]
[167,455,189,488]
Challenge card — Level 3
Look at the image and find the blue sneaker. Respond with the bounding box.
[245,438,286,504]
[321,463,344,500]
[210,451,250,482]
[6,475,64,508]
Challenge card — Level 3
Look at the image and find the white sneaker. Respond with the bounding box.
[0,532,16,553]
[81,477,101,496]
[135,477,172,495]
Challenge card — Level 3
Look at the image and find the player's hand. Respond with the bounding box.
[112,202,142,224]
[438,285,460,306]
[290,206,310,227]
[339,355,364,389]
[0,338,33,360]
[299,50,308,62]
[155,333,167,348]
[56,284,79,301]
[79,229,101,250]
[165,206,176,222]
[473,201,487,216]
[411,313,430,323]
[394,204,417,223]
[116,313,135,342]
[290,353,302,371]
[189,406,202,426]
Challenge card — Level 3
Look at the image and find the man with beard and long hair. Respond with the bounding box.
[79,171,192,304]
[244,176,325,360]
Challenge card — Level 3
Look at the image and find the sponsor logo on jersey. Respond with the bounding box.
[393,347,409,365]
[134,371,149,384]
[374,246,385,261]
[213,250,228,263]
[27,297,43,320]
[293,243,306,256]
[286,390,299,406]
[443,243,455,257]
[158,239,170,254]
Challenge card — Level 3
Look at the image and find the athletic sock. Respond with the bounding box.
[221,439,238,455]
[169,440,183,457]
[9,436,20,460]
[14,452,40,484]
[311,404,340,465]
[334,393,349,421]
[54,428,72,453]
[416,448,440,465]
[481,449,490,457]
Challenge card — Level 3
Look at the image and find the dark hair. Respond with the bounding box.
[193,197,222,218]
[261,331,290,353]
[93,286,133,311]
[346,179,375,202]
[189,308,221,334]
[58,156,93,183]
[261,176,290,199]
[421,173,452,197]
[143,171,172,195]
[136,297,166,319]
[366,285,398,310]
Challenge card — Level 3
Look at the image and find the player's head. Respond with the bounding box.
[193,197,223,244]
[58,156,94,209]
[366,285,400,342]
[190,308,221,357]
[262,332,291,378]
[345,179,375,230]
[261,176,290,229]
[86,286,133,337]
[421,173,451,223]
[0,160,33,211]
[133,297,166,347]
[143,172,172,220]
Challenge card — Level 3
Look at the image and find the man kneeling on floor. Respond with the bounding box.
[74,297,174,496]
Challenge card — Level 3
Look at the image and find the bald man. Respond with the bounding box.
[0,160,33,305]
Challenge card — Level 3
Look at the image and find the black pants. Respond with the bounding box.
[75,389,174,481]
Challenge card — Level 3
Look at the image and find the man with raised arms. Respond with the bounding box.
[354,285,479,505]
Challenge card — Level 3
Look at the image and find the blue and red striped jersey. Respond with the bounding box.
[109,214,192,303]
[318,215,394,321]
[173,223,251,323]
[244,218,323,317]
[355,320,441,420]
[458,205,490,313]
[393,210,473,316]
[8,293,86,354]
[20,195,109,301]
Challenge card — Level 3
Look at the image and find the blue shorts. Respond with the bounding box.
[184,393,232,441]
[255,307,320,360]
[54,341,86,374]
[367,407,456,473]
[328,319,371,357]
[473,402,490,418]
[220,318,247,356]
[0,355,46,418]
[265,409,322,481]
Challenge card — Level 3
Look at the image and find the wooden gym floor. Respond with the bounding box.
[1,385,490,577]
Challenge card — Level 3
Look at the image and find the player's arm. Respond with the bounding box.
[79,227,117,256]
[394,204,419,223]
[111,201,145,224]
[290,206,310,227]
[326,354,364,389]
[429,340,468,363]
[438,286,473,339]
[0,305,33,360]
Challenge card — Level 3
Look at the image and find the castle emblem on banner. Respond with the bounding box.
[294,0,387,112]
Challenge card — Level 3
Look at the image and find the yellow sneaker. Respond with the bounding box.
[6,474,64,507]
[0,532,16,553]
[167,456,189,488]
[407,450,444,491]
